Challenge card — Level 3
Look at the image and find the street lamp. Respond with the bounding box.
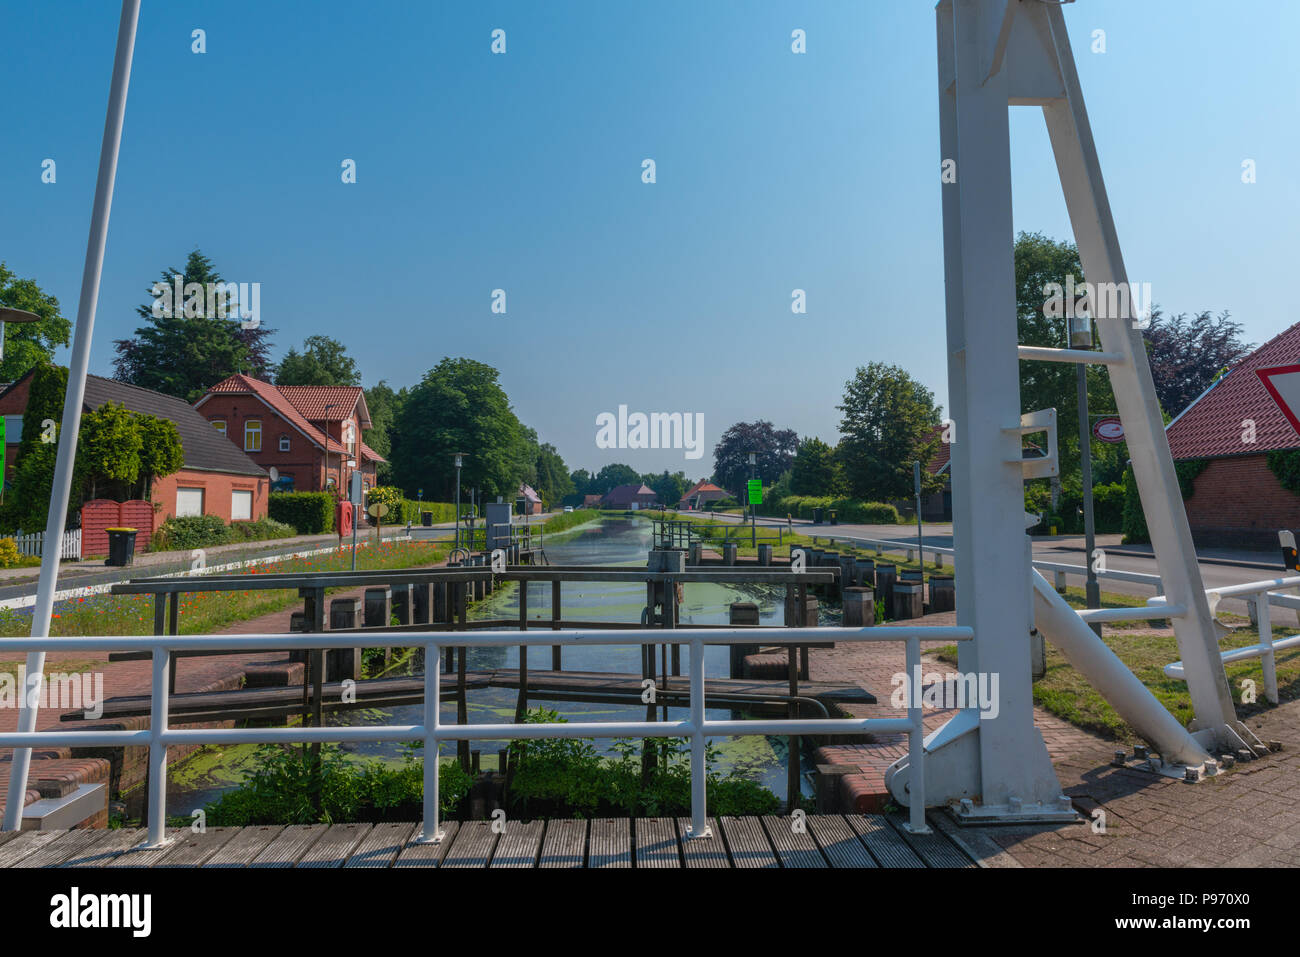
[1069,304,1102,634]
[747,451,758,549]
[453,453,465,550]
[323,403,340,493]
[0,307,41,364]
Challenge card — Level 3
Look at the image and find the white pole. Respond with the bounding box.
[2,0,140,832]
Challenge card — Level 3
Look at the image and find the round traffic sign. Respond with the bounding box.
[1092,416,1125,444]
[368,502,390,518]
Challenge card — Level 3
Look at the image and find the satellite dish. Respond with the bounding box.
[268,467,279,482]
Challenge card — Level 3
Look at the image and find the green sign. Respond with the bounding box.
[746,479,762,504]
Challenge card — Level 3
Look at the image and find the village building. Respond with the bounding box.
[194,374,384,496]
[677,480,729,510]
[1165,321,1300,549]
[601,483,659,510]
[0,371,268,524]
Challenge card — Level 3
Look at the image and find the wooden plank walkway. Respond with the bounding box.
[0,814,977,869]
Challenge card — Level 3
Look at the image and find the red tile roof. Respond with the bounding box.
[200,374,386,462]
[681,481,725,498]
[1166,321,1300,460]
[925,427,951,475]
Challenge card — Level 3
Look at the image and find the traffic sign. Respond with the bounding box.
[1257,364,1300,437]
[746,479,762,504]
[1092,416,1125,444]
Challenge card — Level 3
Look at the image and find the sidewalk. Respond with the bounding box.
[805,610,1300,867]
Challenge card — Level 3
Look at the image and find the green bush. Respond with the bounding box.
[1121,459,1207,544]
[228,517,296,541]
[202,743,473,825]
[760,495,901,525]
[507,708,781,819]
[152,515,298,550]
[364,487,456,525]
[152,514,228,550]
[269,491,335,533]
[1268,450,1300,493]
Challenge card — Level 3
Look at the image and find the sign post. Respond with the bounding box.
[349,471,363,570]
[913,461,923,568]
[746,478,762,549]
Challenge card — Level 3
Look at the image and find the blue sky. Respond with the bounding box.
[3,1,1296,478]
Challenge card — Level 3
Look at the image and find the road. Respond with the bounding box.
[668,509,1292,615]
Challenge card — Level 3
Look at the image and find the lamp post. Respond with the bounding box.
[1069,305,1102,634]
[453,453,465,551]
[323,403,340,494]
[747,451,757,549]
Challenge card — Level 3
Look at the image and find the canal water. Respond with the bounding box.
[165,516,824,813]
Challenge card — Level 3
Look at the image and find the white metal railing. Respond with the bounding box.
[11,528,81,560]
[1159,575,1300,704]
[0,624,971,847]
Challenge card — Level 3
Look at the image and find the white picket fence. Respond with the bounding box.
[11,528,81,560]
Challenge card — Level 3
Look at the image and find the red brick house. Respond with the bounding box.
[678,480,728,510]
[518,484,543,514]
[0,371,268,524]
[194,375,384,497]
[601,483,659,509]
[1165,321,1300,549]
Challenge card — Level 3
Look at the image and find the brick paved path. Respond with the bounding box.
[802,609,1300,867]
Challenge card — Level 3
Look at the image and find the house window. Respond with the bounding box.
[176,487,205,517]
[4,416,23,444]
[279,434,290,452]
[211,420,226,436]
[231,489,253,521]
[244,419,262,452]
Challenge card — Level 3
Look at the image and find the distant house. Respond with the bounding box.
[519,483,543,515]
[582,494,603,509]
[1164,321,1300,548]
[601,483,659,510]
[921,428,953,522]
[0,371,268,524]
[195,374,384,497]
[678,481,728,510]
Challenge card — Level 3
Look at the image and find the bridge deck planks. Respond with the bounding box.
[490,819,543,868]
[887,814,979,869]
[203,825,286,867]
[762,815,829,868]
[393,821,459,867]
[0,815,975,868]
[251,823,329,868]
[64,828,146,867]
[588,818,631,868]
[847,814,925,868]
[807,814,878,869]
[297,823,372,868]
[720,816,780,869]
[633,818,680,868]
[675,817,729,868]
[538,819,586,868]
[348,821,420,868]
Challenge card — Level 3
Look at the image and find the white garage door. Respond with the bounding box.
[231,489,253,521]
[176,487,204,517]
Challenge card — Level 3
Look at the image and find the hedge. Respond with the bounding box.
[151,516,298,551]
[1120,459,1207,544]
[366,487,456,525]
[269,492,335,534]
[758,495,902,525]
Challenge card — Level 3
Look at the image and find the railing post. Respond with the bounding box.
[418,641,444,843]
[144,646,171,848]
[1258,593,1279,704]
[687,638,711,838]
[903,636,930,834]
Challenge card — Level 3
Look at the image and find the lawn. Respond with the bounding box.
[0,538,452,638]
[932,585,1300,742]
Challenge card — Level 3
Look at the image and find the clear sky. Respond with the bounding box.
[3,1,1296,478]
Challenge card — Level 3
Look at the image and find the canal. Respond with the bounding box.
[164,516,829,813]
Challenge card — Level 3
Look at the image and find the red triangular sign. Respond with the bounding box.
[1256,364,1300,436]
